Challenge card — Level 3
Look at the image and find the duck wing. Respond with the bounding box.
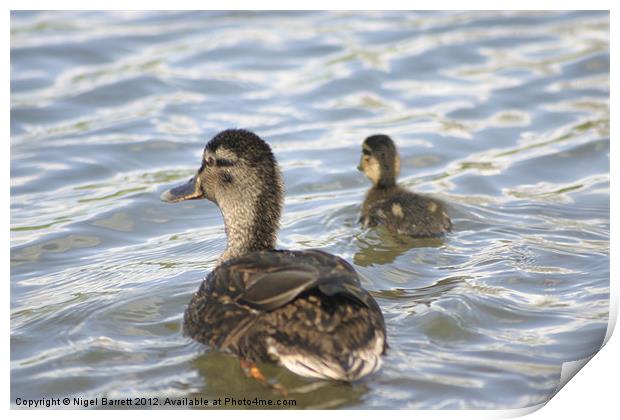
[238,265,320,311]
[223,250,374,311]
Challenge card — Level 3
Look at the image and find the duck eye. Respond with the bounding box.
[216,158,234,167]
[206,157,215,166]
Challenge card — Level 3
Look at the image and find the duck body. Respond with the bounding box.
[361,186,451,237]
[162,129,387,382]
[358,134,452,237]
[184,249,386,381]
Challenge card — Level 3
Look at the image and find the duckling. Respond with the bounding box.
[161,129,386,388]
[358,134,452,237]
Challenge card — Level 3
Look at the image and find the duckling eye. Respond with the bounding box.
[362,149,371,156]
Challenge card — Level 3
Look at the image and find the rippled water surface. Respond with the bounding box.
[11,11,610,409]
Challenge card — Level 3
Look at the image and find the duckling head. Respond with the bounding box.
[358,134,400,188]
[161,129,284,262]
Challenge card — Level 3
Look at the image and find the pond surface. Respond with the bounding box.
[11,11,609,409]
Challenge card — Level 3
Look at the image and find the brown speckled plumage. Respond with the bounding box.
[184,249,386,379]
[358,134,452,237]
[162,129,387,381]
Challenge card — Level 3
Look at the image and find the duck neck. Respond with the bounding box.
[373,166,397,189]
[375,175,397,189]
[217,187,281,264]
[376,154,399,189]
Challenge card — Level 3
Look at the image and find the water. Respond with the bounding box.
[10,11,609,409]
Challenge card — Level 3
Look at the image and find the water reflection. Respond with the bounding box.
[353,227,445,266]
[190,351,368,409]
[375,276,465,307]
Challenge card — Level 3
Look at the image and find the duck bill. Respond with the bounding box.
[160,176,204,203]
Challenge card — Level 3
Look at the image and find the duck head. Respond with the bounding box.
[161,129,284,262]
[358,134,400,188]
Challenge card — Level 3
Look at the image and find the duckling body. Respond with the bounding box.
[162,129,386,382]
[361,186,451,237]
[358,135,451,237]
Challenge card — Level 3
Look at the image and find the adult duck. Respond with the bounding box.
[161,129,387,391]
